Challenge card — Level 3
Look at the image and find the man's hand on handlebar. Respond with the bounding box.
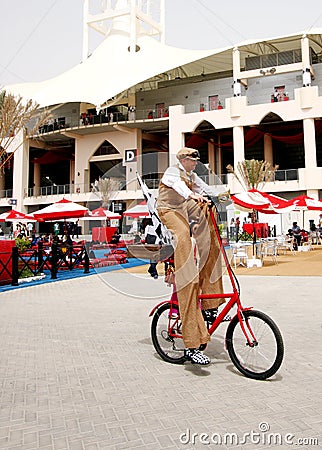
[217,190,231,203]
[205,191,231,205]
[189,193,210,203]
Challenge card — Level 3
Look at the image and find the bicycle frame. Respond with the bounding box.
[149,205,257,347]
[201,207,255,345]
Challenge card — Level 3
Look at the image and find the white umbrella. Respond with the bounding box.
[33,198,88,221]
[231,189,294,256]
[287,194,322,228]
[288,194,322,211]
[231,189,293,214]
[0,209,38,222]
[123,201,149,218]
[80,206,121,221]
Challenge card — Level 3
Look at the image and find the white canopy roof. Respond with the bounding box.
[5,31,222,109]
[5,23,322,109]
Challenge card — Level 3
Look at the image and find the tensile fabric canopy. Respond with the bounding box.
[231,189,293,214]
[123,201,149,218]
[32,198,89,221]
[81,206,121,220]
[0,209,37,222]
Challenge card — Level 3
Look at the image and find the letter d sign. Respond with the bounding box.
[125,149,137,163]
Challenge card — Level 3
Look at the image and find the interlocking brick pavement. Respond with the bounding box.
[0,273,321,449]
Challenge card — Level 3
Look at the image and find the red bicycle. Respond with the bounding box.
[149,206,284,380]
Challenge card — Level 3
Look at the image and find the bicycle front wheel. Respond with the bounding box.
[151,302,186,364]
[225,309,284,380]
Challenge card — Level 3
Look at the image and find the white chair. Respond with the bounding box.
[287,236,297,255]
[232,243,248,269]
[276,235,290,255]
[298,237,312,252]
[260,240,278,265]
[309,231,321,245]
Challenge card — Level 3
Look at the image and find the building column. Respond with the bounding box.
[208,141,215,173]
[12,129,29,212]
[0,171,5,194]
[69,160,75,193]
[169,105,185,166]
[233,126,245,166]
[158,152,168,176]
[124,128,142,191]
[264,133,273,165]
[217,145,223,176]
[207,140,217,186]
[303,118,317,168]
[233,47,242,96]
[214,140,222,177]
[33,163,41,196]
[215,145,223,186]
[301,35,312,87]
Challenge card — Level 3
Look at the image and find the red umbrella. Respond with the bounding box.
[82,206,121,220]
[123,201,149,218]
[231,189,294,256]
[288,194,322,211]
[33,198,89,221]
[0,209,37,222]
[231,189,293,214]
[287,194,322,228]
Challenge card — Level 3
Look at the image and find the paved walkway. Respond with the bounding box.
[0,273,321,449]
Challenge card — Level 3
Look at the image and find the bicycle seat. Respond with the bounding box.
[127,243,174,262]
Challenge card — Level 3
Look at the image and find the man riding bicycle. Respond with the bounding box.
[157,147,229,365]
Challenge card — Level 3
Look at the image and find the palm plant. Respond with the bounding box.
[91,176,122,209]
[226,159,278,191]
[0,90,50,171]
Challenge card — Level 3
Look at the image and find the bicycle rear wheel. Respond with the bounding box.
[151,302,186,364]
[225,309,284,380]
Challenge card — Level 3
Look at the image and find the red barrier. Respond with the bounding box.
[0,240,16,285]
[92,227,117,243]
[243,223,269,238]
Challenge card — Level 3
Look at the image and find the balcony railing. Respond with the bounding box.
[245,49,302,71]
[26,184,87,198]
[0,189,13,199]
[36,108,170,135]
[199,173,228,186]
[273,169,298,182]
[200,169,298,185]
[143,179,161,189]
[0,170,301,201]
[20,170,298,199]
[33,87,306,134]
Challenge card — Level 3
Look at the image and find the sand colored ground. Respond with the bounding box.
[126,244,322,277]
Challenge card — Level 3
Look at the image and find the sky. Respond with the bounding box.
[1,0,322,87]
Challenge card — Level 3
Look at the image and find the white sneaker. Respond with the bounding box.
[184,348,211,365]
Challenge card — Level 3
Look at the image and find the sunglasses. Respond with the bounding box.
[185,150,200,159]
